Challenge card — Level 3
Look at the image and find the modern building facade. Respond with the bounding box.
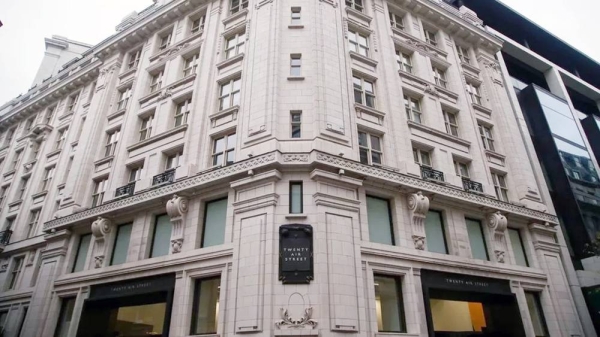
[0,0,592,336]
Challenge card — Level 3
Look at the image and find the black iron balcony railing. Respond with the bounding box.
[421,166,444,182]
[152,169,176,186]
[115,182,136,198]
[0,230,13,245]
[462,178,484,193]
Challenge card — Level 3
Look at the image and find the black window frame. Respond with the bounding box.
[190,276,221,335]
[465,217,490,261]
[525,291,550,337]
[289,181,304,214]
[53,297,76,337]
[373,274,406,333]
[366,195,396,246]
[149,213,170,258]
[427,210,449,254]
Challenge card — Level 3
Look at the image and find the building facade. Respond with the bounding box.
[0,0,591,336]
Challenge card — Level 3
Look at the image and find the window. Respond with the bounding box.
[424,29,437,47]
[230,0,248,14]
[129,166,143,182]
[26,210,40,238]
[345,0,363,12]
[16,307,28,337]
[353,76,375,108]
[0,311,7,334]
[4,218,14,231]
[348,30,369,57]
[104,130,120,157]
[212,133,236,166]
[183,53,200,77]
[7,256,24,290]
[508,228,529,267]
[55,128,68,150]
[291,7,301,25]
[4,128,15,147]
[291,111,302,138]
[424,210,447,254]
[466,82,482,105]
[290,55,302,77]
[224,33,245,59]
[404,95,422,123]
[190,277,220,335]
[413,148,431,167]
[366,196,394,245]
[116,88,131,111]
[478,124,495,151]
[91,178,108,207]
[491,172,509,202]
[219,78,241,111]
[67,94,79,113]
[358,131,382,165]
[175,98,192,127]
[150,71,163,93]
[158,32,172,51]
[525,292,549,337]
[166,151,183,170]
[572,171,581,180]
[454,160,469,178]
[150,214,172,258]
[466,218,489,260]
[396,50,412,73]
[0,186,8,206]
[63,158,73,184]
[23,117,35,135]
[374,275,405,332]
[72,233,92,272]
[456,44,470,64]
[110,223,132,265]
[54,297,76,337]
[289,182,303,214]
[443,110,459,136]
[139,115,154,141]
[10,150,23,170]
[45,107,56,125]
[16,177,29,200]
[389,12,404,30]
[128,49,141,70]
[75,117,86,141]
[432,67,447,88]
[191,15,206,34]
[202,198,227,248]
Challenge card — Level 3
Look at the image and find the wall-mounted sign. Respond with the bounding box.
[279,224,313,284]
[421,269,512,295]
[89,273,175,300]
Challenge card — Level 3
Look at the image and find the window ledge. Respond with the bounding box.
[127,124,188,152]
[391,26,412,40]
[485,149,505,161]
[58,112,74,121]
[210,105,240,120]
[8,199,23,208]
[3,169,16,178]
[107,108,127,121]
[349,51,378,68]
[216,53,245,70]
[407,120,471,147]
[46,148,62,158]
[31,190,48,199]
[472,103,492,115]
[0,145,8,151]
[222,8,249,26]
[287,76,305,81]
[70,140,79,147]
[355,103,385,119]
[432,84,459,100]
[398,69,427,86]
[94,155,115,166]
[461,61,480,74]
[119,67,137,80]
[288,24,304,29]
[345,6,372,24]
[286,214,308,219]
[138,90,161,105]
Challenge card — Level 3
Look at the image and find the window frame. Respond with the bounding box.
[491,172,509,202]
[525,291,549,337]
[149,213,171,258]
[224,32,245,60]
[150,70,164,93]
[466,82,483,105]
[229,0,249,15]
[72,233,92,273]
[289,181,303,214]
[453,160,469,178]
[26,209,40,238]
[353,75,376,108]
[7,256,24,290]
[67,93,79,113]
[396,50,412,73]
[201,198,228,248]
[218,78,242,111]
[91,177,108,207]
[116,87,131,111]
[158,31,172,51]
[190,276,221,335]
[183,53,200,77]
[345,0,364,12]
[175,98,193,127]
[290,54,302,77]
[508,228,529,267]
[166,151,183,171]
[348,30,369,57]
[366,195,395,246]
[128,49,142,70]
[110,223,133,266]
[191,15,206,34]
[16,176,29,200]
[373,274,406,332]
[465,218,490,261]
[40,166,55,192]
[432,67,447,88]
[425,210,449,254]
[456,44,471,64]
[53,297,76,337]
[290,111,302,138]
[423,28,437,46]
[478,123,495,151]
[443,110,459,137]
[358,131,383,166]
[211,133,236,167]
[55,128,68,151]
[104,129,120,157]
[139,115,154,141]
[291,7,301,25]
[388,12,404,30]
[412,148,432,167]
[404,95,422,123]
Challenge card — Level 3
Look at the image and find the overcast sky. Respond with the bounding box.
[0,0,599,105]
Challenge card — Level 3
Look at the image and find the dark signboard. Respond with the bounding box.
[89,273,175,300]
[421,269,512,295]
[279,224,313,284]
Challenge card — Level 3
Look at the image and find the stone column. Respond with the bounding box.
[408,192,430,250]
[91,217,114,268]
[166,194,188,253]
[485,211,507,263]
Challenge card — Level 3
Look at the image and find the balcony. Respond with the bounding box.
[0,230,12,251]
[462,178,484,193]
[152,169,175,186]
[115,182,135,198]
[421,166,444,182]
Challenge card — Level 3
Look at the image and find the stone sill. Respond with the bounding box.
[94,155,114,166]
[349,51,378,68]
[216,53,244,70]
[210,105,240,120]
[287,76,305,81]
[3,169,15,178]
[107,108,127,121]
[355,103,385,120]
[127,124,188,152]
[31,190,49,199]
[118,67,137,80]
[433,83,459,100]
[485,149,506,161]
[345,6,373,24]
[288,24,304,29]
[407,120,471,147]
[222,8,249,27]
[58,112,74,121]
[46,148,62,159]
[138,90,161,105]
[398,69,427,86]
[461,61,481,74]
[8,199,22,208]
[472,103,492,115]
[285,214,307,220]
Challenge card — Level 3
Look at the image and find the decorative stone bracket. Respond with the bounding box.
[486,211,508,263]
[408,192,430,250]
[275,307,317,329]
[91,217,113,268]
[166,194,188,253]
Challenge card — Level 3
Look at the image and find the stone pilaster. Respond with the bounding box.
[166,194,189,253]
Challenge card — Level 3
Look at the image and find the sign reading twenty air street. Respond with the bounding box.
[279,224,313,284]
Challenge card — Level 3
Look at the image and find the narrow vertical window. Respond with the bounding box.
[525,292,549,337]
[110,223,132,266]
[404,95,422,123]
[158,31,172,51]
[291,7,301,25]
[443,110,459,136]
[224,33,245,59]
[219,78,242,110]
[466,218,489,260]
[128,49,141,70]
[191,15,206,34]
[17,177,29,200]
[396,50,412,73]
[389,12,404,30]
[202,198,228,248]
[374,275,406,332]
[11,150,23,170]
[432,67,447,88]
[291,111,302,138]
[139,115,154,141]
[54,297,76,337]
[91,178,108,207]
[104,130,120,157]
[212,133,236,166]
[478,124,495,151]
[16,306,27,337]
[358,131,382,165]
[116,88,131,111]
[289,182,303,214]
[129,166,143,183]
[467,82,483,105]
[175,98,192,126]
[491,172,509,202]
[456,44,470,64]
[150,214,172,258]
[67,94,79,113]
[183,53,199,77]
[190,277,221,334]
[353,76,375,107]
[345,0,363,12]
[40,166,55,192]
[7,256,24,290]
[45,107,56,125]
[26,210,40,238]
[424,29,437,46]
[166,151,183,171]
[366,196,394,245]
[230,0,249,15]
[424,210,447,254]
[72,233,92,272]
[290,54,302,77]
[0,311,7,334]
[348,31,369,57]
[453,160,469,178]
[150,71,163,93]
[55,128,68,150]
[509,228,529,267]
[412,148,432,167]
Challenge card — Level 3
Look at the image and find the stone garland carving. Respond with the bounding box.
[424,84,440,97]
[166,194,189,253]
[275,307,317,329]
[408,192,430,250]
[486,211,508,263]
[91,217,113,268]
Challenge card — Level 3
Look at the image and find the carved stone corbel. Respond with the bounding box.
[166,194,189,253]
[91,217,113,268]
[486,211,508,263]
[408,192,430,250]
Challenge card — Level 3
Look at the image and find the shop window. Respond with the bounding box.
[202,198,228,248]
[508,228,529,267]
[466,218,489,260]
[425,211,447,254]
[54,297,76,337]
[110,223,133,266]
[430,299,487,333]
[150,214,172,258]
[525,292,549,337]
[366,196,394,245]
[374,275,406,332]
[289,182,303,214]
[72,233,92,272]
[191,277,221,334]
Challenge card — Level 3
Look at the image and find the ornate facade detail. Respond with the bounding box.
[487,211,508,263]
[282,154,309,162]
[319,0,338,8]
[408,192,430,250]
[424,84,440,97]
[275,307,317,329]
[158,87,173,101]
[91,217,113,268]
[166,194,189,254]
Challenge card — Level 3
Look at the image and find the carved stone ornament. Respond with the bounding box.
[408,192,430,250]
[487,211,508,263]
[275,307,317,329]
[158,88,173,101]
[166,195,189,254]
[91,217,113,268]
[424,84,440,97]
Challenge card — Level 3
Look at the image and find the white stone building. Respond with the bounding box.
[0,0,591,336]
